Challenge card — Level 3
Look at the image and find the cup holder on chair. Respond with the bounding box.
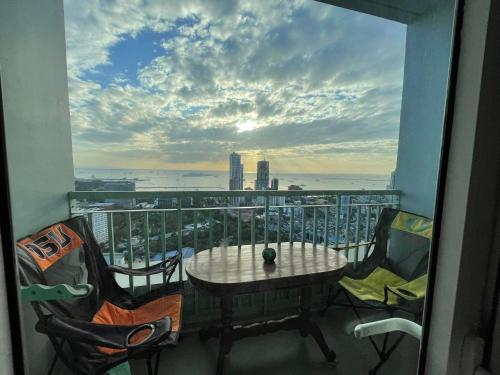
[126,324,156,349]
[396,288,417,298]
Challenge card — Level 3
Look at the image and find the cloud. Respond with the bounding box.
[64,0,405,174]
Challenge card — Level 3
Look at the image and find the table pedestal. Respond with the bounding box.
[199,286,337,375]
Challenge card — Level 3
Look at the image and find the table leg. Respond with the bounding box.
[216,295,233,375]
[299,286,337,362]
[299,286,312,337]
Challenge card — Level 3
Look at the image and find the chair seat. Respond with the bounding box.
[92,293,183,355]
[339,267,407,305]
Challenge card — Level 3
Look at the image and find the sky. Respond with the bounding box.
[64,0,406,174]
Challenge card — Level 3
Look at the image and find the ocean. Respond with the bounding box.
[74,168,390,191]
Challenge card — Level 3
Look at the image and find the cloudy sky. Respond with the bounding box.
[64,0,406,174]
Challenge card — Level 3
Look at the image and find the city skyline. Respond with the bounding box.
[229,152,277,191]
[65,0,405,174]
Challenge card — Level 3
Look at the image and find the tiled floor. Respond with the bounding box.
[131,307,420,375]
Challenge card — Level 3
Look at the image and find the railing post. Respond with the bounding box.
[277,207,282,247]
[365,205,371,241]
[313,206,318,246]
[177,198,183,283]
[87,212,93,231]
[161,211,167,285]
[251,208,256,247]
[208,210,214,249]
[193,210,198,252]
[237,209,242,249]
[107,212,115,266]
[335,194,341,249]
[364,205,371,261]
[301,207,306,246]
[345,196,351,260]
[264,195,269,248]
[289,207,295,244]
[354,205,361,269]
[324,206,329,250]
[223,209,228,243]
[143,212,151,291]
[126,212,134,293]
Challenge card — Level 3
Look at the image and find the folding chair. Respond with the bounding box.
[17,216,183,375]
[322,207,432,374]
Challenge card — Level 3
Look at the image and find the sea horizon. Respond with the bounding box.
[75,167,391,191]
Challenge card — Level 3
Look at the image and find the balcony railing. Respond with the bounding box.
[69,189,399,293]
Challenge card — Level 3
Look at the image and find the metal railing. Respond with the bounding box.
[69,189,400,292]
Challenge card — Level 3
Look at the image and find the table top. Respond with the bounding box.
[185,242,347,296]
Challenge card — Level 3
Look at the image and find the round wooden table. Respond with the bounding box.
[186,242,347,374]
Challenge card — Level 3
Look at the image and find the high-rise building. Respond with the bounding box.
[229,152,244,190]
[269,178,284,206]
[91,212,109,244]
[254,160,269,190]
[271,178,279,190]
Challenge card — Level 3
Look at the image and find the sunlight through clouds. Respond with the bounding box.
[64,0,406,174]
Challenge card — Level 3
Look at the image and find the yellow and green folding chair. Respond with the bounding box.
[322,208,432,374]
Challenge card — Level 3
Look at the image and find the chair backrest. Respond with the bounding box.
[363,208,433,279]
[16,216,123,321]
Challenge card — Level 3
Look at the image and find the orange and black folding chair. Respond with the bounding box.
[17,216,183,375]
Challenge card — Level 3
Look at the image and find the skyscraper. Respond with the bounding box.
[229,152,244,190]
[254,160,269,190]
[269,177,284,206]
[271,177,279,190]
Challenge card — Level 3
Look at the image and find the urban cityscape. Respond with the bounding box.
[62,0,403,288]
[73,153,395,286]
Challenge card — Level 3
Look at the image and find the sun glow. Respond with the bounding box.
[236,120,258,133]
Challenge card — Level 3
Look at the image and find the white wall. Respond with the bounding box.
[0,1,75,374]
[394,1,456,218]
[0,0,74,239]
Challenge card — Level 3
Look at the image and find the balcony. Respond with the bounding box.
[69,189,399,291]
[0,0,463,373]
[62,189,420,374]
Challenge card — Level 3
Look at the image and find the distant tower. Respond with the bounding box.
[254,160,269,190]
[271,178,279,190]
[229,152,244,190]
[270,178,283,206]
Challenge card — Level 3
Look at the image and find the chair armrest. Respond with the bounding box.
[354,318,422,340]
[36,314,172,351]
[385,285,420,301]
[21,283,93,303]
[108,254,180,277]
[384,274,427,302]
[333,241,375,251]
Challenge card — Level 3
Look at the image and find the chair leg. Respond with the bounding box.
[368,332,406,374]
[341,289,411,374]
[320,285,342,316]
[47,354,58,375]
[147,354,153,375]
[154,351,161,375]
[344,291,383,359]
